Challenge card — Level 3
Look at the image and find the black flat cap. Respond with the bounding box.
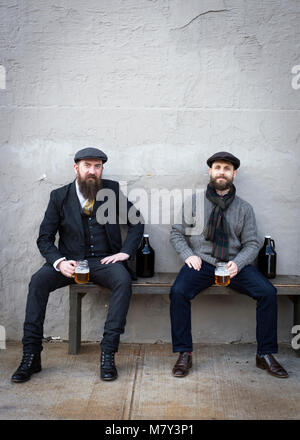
[74,147,108,163]
[207,151,240,169]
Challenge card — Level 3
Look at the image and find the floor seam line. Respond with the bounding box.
[127,344,142,420]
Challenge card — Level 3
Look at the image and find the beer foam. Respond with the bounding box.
[215,267,229,276]
[75,268,89,274]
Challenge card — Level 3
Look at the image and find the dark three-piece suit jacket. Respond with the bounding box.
[36,179,144,278]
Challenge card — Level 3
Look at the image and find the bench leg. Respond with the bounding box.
[293,295,300,357]
[69,291,86,355]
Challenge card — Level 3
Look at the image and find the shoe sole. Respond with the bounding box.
[172,372,189,378]
[101,374,118,381]
[11,367,42,383]
[256,363,289,378]
[172,361,192,378]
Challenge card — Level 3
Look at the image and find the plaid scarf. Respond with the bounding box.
[204,183,236,261]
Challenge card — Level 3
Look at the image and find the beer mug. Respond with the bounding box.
[214,262,230,286]
[74,260,90,284]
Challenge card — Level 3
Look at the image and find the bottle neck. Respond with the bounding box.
[263,236,275,253]
[143,236,150,245]
[264,237,271,245]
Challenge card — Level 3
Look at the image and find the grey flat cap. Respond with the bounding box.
[74,147,108,163]
[207,151,240,169]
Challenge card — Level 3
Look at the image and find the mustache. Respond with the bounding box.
[213,176,228,181]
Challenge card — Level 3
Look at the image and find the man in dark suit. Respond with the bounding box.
[11,147,144,383]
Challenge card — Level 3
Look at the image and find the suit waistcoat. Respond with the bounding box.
[81,206,111,257]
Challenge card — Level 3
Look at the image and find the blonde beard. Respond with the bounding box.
[209,176,234,192]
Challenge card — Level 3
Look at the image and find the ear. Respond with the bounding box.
[73,163,79,175]
[233,169,237,178]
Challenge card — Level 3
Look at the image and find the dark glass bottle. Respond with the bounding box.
[136,234,155,277]
[258,235,276,279]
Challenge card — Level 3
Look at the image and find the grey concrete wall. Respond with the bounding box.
[0,1,299,345]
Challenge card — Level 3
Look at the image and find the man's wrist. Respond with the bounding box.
[53,257,66,271]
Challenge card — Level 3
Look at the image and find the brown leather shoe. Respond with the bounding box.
[256,354,289,378]
[172,352,192,377]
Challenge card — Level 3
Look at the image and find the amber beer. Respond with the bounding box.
[214,262,230,286]
[215,274,230,286]
[75,260,90,284]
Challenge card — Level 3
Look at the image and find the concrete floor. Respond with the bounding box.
[0,341,299,420]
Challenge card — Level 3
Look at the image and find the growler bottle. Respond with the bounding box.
[136,233,155,277]
[258,235,276,279]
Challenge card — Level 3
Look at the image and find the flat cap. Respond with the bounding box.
[207,151,240,169]
[74,147,108,163]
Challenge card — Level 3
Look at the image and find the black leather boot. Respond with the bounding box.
[11,353,42,383]
[100,351,118,381]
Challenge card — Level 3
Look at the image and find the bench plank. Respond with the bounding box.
[70,274,300,295]
[68,274,300,354]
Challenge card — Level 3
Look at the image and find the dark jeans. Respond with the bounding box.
[170,261,278,356]
[22,257,132,354]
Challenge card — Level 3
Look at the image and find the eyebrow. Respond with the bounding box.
[215,164,231,169]
[83,161,102,166]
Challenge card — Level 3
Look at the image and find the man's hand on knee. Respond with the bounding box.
[185,256,202,271]
[100,253,130,264]
[58,260,77,278]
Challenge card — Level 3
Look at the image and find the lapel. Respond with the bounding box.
[67,180,85,241]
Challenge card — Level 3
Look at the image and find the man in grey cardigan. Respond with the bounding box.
[170,151,288,379]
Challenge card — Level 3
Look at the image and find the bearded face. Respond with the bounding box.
[209,160,236,191]
[75,159,103,199]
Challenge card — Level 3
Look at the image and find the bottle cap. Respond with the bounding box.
[265,235,271,238]
[144,234,149,237]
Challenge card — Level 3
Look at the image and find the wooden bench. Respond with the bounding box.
[68,274,300,355]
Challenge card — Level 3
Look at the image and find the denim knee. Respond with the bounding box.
[170,282,186,301]
[265,283,277,297]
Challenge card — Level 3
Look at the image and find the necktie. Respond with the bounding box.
[83,199,95,216]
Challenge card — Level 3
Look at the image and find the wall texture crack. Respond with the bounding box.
[172,9,229,30]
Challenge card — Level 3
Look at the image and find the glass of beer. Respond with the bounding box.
[215,262,230,286]
[74,260,90,284]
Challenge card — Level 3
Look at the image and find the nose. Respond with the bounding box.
[89,166,97,174]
